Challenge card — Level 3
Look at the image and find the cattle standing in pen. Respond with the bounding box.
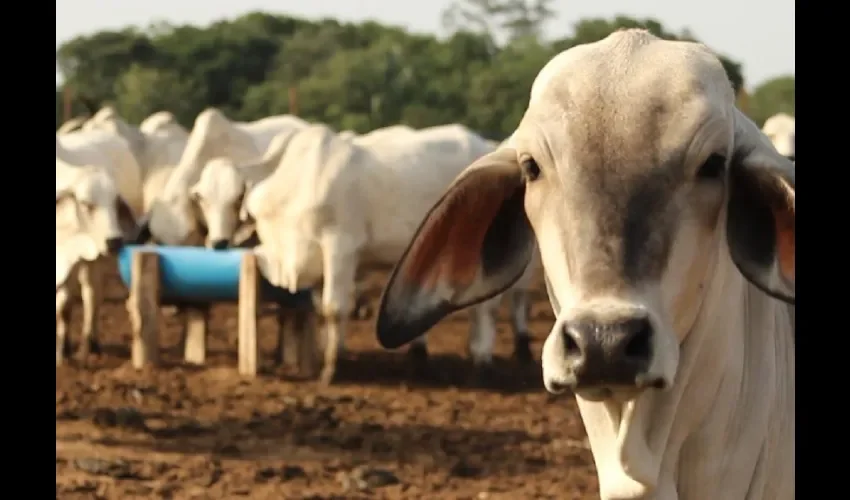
[56,159,139,365]
[242,122,540,384]
[188,127,304,250]
[138,107,308,247]
[79,108,191,217]
[377,29,794,500]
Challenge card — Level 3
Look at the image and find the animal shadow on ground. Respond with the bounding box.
[325,351,544,394]
[66,401,561,480]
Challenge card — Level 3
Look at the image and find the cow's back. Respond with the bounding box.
[57,130,145,215]
[354,125,416,148]
[237,115,308,154]
[356,124,495,262]
[383,123,494,193]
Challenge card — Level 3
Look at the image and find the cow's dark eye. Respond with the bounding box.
[697,153,726,180]
[522,158,541,181]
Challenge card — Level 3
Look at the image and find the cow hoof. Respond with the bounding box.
[318,365,336,386]
[513,335,534,364]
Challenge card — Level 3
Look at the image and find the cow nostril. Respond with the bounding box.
[624,321,652,360]
[563,327,580,354]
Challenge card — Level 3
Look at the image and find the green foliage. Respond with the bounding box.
[56,11,758,138]
[748,75,795,126]
[112,64,202,124]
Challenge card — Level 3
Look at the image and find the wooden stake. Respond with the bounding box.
[183,306,207,365]
[127,251,159,368]
[238,252,260,377]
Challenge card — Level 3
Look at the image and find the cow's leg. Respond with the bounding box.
[76,263,101,357]
[466,294,502,385]
[56,287,73,366]
[318,247,357,385]
[349,283,372,320]
[508,256,538,363]
[508,286,534,364]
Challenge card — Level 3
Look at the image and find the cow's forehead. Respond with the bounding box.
[520,31,733,180]
[512,31,737,288]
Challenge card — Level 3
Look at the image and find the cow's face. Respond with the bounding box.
[56,168,136,256]
[376,30,795,404]
[190,158,246,250]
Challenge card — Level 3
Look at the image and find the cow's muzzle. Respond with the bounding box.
[542,314,666,399]
[209,239,229,251]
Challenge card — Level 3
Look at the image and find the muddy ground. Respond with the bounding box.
[56,265,599,499]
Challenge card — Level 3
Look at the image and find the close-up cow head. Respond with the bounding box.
[377,30,794,405]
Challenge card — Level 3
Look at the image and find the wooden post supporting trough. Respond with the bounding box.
[238,252,260,377]
[127,251,160,369]
[123,247,318,378]
[183,306,208,365]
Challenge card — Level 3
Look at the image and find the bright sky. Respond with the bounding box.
[56,0,794,89]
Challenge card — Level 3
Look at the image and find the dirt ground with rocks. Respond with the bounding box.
[56,264,600,499]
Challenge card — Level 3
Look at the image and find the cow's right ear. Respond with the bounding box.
[376,148,535,349]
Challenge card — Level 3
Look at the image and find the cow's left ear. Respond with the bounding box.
[726,109,795,304]
[115,197,139,241]
[376,148,536,349]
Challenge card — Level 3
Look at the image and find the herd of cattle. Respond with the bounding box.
[56,30,794,500]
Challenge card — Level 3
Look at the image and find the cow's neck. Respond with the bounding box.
[577,248,794,500]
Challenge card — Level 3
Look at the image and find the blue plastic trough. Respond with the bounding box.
[117,245,313,306]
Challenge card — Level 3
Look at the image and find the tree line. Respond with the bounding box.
[56,5,794,139]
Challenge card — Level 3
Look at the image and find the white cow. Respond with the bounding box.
[57,116,88,135]
[351,125,416,146]
[338,130,358,141]
[338,125,415,143]
[56,133,142,364]
[81,106,119,132]
[139,111,184,135]
[189,127,305,248]
[141,108,308,246]
[75,110,190,215]
[243,123,539,384]
[761,112,795,160]
[57,131,145,214]
[377,30,794,500]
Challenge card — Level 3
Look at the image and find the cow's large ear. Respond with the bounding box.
[726,109,795,304]
[376,148,535,349]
